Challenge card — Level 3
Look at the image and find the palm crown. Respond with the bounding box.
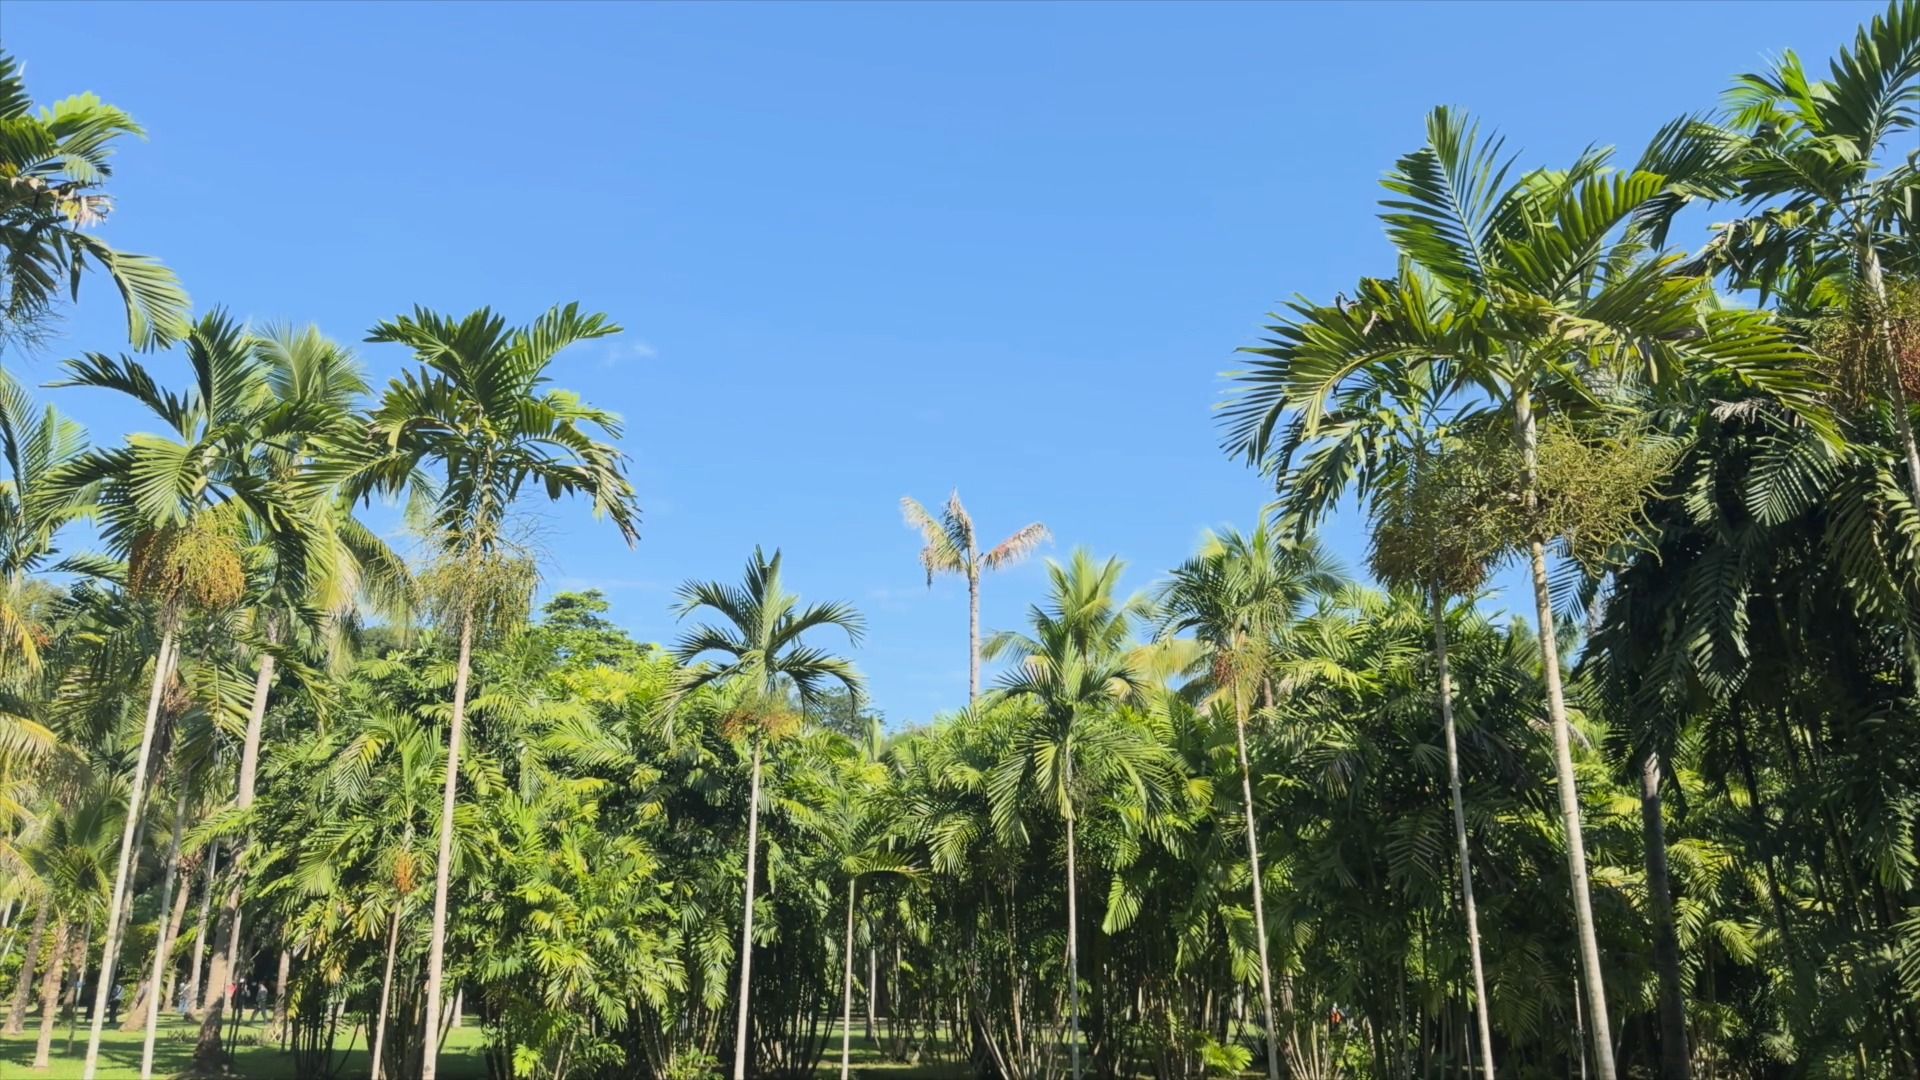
[0,51,188,351]
[673,545,865,717]
[901,492,1048,587]
[352,303,641,559]
[1224,107,1832,473]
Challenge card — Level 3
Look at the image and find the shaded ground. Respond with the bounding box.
[0,1016,973,1079]
[0,1014,486,1079]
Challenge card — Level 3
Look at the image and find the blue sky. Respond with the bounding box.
[3,0,1880,724]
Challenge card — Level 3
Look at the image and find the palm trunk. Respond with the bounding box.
[1433,589,1496,1079]
[156,849,193,1010]
[729,734,760,1076]
[134,788,188,1076]
[420,611,474,1080]
[1862,243,1920,492]
[840,879,858,1080]
[1515,392,1615,1079]
[64,918,88,1052]
[270,946,290,1042]
[1640,750,1691,1079]
[193,640,277,1066]
[4,904,46,1034]
[83,629,176,1080]
[867,947,877,1048]
[968,569,981,705]
[1065,803,1083,1080]
[32,918,68,1070]
[185,843,216,1015]
[732,735,765,1080]
[1231,675,1282,1080]
[370,908,402,1080]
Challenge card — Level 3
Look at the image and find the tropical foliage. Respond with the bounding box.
[5,6,1920,1080]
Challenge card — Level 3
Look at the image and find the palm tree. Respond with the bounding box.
[313,702,443,1080]
[48,313,306,1079]
[823,749,915,1080]
[0,369,89,681]
[1222,108,1829,1078]
[901,491,1049,703]
[20,787,113,1072]
[0,51,189,352]
[1156,524,1340,1080]
[1645,0,1920,487]
[187,325,410,1067]
[672,546,864,1080]
[1250,351,1510,1077]
[984,549,1176,1080]
[349,302,641,1080]
[0,371,87,784]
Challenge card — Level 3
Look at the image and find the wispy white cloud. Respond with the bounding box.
[597,339,658,369]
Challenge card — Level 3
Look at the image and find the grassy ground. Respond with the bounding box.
[0,1014,487,1079]
[0,1016,966,1079]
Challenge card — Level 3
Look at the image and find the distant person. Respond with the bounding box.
[251,981,270,1021]
[107,982,123,1025]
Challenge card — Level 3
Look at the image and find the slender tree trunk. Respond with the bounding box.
[156,852,192,1013]
[32,919,68,1071]
[83,629,176,1079]
[128,790,187,1036]
[732,736,765,1080]
[5,904,46,1034]
[186,843,216,1015]
[840,879,858,1080]
[134,788,188,1076]
[194,638,278,1066]
[64,918,87,1052]
[270,946,290,1043]
[370,909,402,1080]
[420,612,474,1080]
[1639,750,1691,1080]
[1231,674,1283,1080]
[1516,391,1615,1079]
[452,987,462,1027]
[1065,774,1083,1080]
[968,569,981,705]
[1433,590,1496,1079]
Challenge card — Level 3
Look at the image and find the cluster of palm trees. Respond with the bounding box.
[5,4,1920,1080]
[0,293,643,1080]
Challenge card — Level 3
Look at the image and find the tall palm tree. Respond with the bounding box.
[1156,525,1340,1080]
[1645,0,1920,487]
[188,325,410,1067]
[1222,108,1829,1078]
[984,550,1176,1080]
[1249,351,1511,1077]
[48,313,307,1079]
[672,546,864,1080]
[0,51,189,352]
[901,491,1048,703]
[348,303,641,1080]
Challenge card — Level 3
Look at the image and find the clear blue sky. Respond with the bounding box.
[2,0,1880,724]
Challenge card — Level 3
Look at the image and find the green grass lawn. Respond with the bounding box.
[0,1016,970,1079]
[0,1014,487,1079]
